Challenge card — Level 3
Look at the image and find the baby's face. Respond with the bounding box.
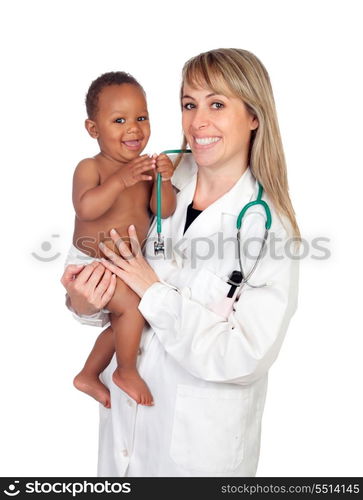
[93,84,150,163]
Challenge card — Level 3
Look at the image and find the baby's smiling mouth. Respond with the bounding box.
[122,139,142,149]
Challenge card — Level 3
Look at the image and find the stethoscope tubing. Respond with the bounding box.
[157,149,191,234]
[155,149,271,288]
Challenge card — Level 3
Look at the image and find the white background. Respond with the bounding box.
[1,0,362,477]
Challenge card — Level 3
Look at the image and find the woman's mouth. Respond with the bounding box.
[122,140,142,151]
[193,136,221,149]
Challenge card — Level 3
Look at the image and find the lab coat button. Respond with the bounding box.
[122,449,128,457]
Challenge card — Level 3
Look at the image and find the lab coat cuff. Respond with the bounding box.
[65,294,110,328]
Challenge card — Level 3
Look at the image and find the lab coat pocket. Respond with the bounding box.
[170,384,249,473]
[188,267,230,314]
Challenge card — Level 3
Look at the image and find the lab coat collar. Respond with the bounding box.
[170,156,257,262]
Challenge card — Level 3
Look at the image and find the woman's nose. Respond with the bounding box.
[191,108,209,130]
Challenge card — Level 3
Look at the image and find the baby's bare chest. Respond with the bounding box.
[73,179,153,256]
[112,181,150,211]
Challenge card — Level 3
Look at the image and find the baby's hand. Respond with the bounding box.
[119,155,155,188]
[155,154,175,182]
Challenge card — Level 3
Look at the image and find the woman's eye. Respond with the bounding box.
[183,102,195,110]
[115,118,126,124]
[211,102,224,109]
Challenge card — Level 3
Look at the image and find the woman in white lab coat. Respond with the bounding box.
[61,48,300,477]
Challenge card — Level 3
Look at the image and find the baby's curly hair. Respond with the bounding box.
[85,71,144,119]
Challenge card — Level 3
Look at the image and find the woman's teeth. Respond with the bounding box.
[195,137,220,145]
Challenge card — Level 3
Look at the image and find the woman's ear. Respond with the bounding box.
[85,119,99,139]
[250,115,259,131]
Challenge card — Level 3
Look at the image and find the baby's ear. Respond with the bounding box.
[85,119,99,138]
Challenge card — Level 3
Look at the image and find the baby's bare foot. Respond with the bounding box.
[112,367,154,406]
[73,370,111,408]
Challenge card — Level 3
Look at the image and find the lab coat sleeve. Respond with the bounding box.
[138,229,299,385]
[65,294,110,328]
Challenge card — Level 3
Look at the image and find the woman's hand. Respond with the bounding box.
[60,262,116,315]
[99,225,159,298]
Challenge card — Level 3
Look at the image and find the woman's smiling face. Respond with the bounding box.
[181,82,258,172]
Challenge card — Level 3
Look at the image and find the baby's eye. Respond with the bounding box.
[211,102,224,109]
[183,102,195,110]
[137,116,148,122]
[115,118,126,124]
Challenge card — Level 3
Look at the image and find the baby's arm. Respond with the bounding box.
[73,156,154,221]
[73,159,123,221]
[149,154,176,218]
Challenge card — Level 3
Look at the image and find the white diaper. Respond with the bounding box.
[64,243,105,266]
[64,244,111,328]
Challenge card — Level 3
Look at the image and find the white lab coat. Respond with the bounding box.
[92,154,299,477]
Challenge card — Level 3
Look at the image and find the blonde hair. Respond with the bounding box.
[176,48,300,240]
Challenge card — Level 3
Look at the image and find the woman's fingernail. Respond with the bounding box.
[130,224,135,230]
[99,242,105,248]
[110,228,116,235]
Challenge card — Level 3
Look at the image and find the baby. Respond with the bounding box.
[66,72,176,407]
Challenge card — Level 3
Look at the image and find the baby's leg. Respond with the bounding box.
[73,327,114,408]
[107,279,153,406]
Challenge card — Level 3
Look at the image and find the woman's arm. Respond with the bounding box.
[101,225,299,385]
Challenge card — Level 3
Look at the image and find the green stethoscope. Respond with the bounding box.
[154,149,192,255]
[154,149,272,288]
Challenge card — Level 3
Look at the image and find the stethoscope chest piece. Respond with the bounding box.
[154,234,165,256]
